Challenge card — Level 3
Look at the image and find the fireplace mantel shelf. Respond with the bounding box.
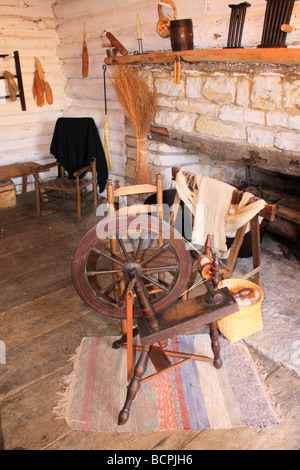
[104,47,300,66]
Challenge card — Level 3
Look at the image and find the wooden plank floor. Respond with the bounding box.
[0,193,299,450]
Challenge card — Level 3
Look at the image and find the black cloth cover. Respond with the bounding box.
[50,117,108,193]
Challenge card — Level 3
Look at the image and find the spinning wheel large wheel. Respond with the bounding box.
[72,214,192,319]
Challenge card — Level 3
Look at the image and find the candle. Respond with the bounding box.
[136,14,142,39]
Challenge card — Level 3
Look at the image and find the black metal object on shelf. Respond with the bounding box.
[226,2,251,48]
[258,0,296,47]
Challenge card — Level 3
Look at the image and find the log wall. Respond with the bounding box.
[0,0,71,192]
[1,0,299,193]
[53,0,300,189]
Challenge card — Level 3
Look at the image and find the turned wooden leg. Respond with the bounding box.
[118,346,149,425]
[34,175,41,216]
[76,177,82,221]
[210,321,222,369]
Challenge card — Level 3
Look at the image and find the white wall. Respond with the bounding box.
[0,0,71,192]
[53,0,300,187]
[1,0,299,192]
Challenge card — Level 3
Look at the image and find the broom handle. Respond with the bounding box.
[103,64,107,115]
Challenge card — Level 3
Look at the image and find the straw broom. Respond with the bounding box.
[113,65,157,184]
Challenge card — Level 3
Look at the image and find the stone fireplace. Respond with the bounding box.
[125,61,300,198]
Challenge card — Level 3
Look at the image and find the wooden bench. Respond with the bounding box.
[0,162,42,193]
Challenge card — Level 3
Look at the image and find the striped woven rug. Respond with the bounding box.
[55,334,280,433]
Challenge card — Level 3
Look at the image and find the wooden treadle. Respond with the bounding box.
[148,345,172,372]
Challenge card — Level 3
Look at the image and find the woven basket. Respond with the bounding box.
[217,279,264,343]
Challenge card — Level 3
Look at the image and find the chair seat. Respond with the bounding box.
[41,177,92,192]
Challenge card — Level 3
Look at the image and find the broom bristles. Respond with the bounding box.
[113,66,157,139]
[113,66,157,183]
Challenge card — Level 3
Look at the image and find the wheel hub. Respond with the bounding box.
[122,262,142,280]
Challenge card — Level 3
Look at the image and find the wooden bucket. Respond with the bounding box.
[170,19,194,51]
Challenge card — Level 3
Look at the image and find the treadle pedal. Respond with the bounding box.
[148,345,172,372]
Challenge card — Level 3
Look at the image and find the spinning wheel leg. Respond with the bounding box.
[210,321,222,369]
[118,346,150,425]
[112,327,139,349]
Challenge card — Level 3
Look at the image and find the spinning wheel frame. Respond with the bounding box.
[72,214,192,319]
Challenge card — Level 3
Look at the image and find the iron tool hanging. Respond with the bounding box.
[102,64,114,172]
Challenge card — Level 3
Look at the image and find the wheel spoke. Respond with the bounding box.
[86,269,123,276]
[142,265,179,273]
[96,275,125,297]
[141,274,169,293]
[134,229,147,261]
[140,241,171,265]
[91,249,125,267]
[117,279,130,307]
[116,234,130,262]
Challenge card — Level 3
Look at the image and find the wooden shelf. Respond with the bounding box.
[104,47,300,66]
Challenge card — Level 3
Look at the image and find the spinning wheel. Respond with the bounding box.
[72,214,192,320]
[71,213,253,426]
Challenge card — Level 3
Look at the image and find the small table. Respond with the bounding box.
[0,162,42,193]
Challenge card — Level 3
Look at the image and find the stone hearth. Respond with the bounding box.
[125,62,300,195]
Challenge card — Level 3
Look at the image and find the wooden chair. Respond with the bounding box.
[106,174,164,333]
[171,167,276,285]
[33,159,97,221]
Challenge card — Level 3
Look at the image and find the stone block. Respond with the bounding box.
[155,77,185,98]
[155,108,197,133]
[176,99,218,117]
[251,75,282,111]
[173,113,197,133]
[244,109,265,125]
[219,104,244,123]
[210,164,236,183]
[236,78,250,107]
[196,117,246,140]
[201,75,237,103]
[275,131,300,151]
[291,80,300,109]
[148,141,188,154]
[282,81,293,109]
[148,151,200,167]
[266,110,289,128]
[186,76,202,99]
[154,108,180,128]
[288,112,300,132]
[247,126,275,148]
[157,96,176,108]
